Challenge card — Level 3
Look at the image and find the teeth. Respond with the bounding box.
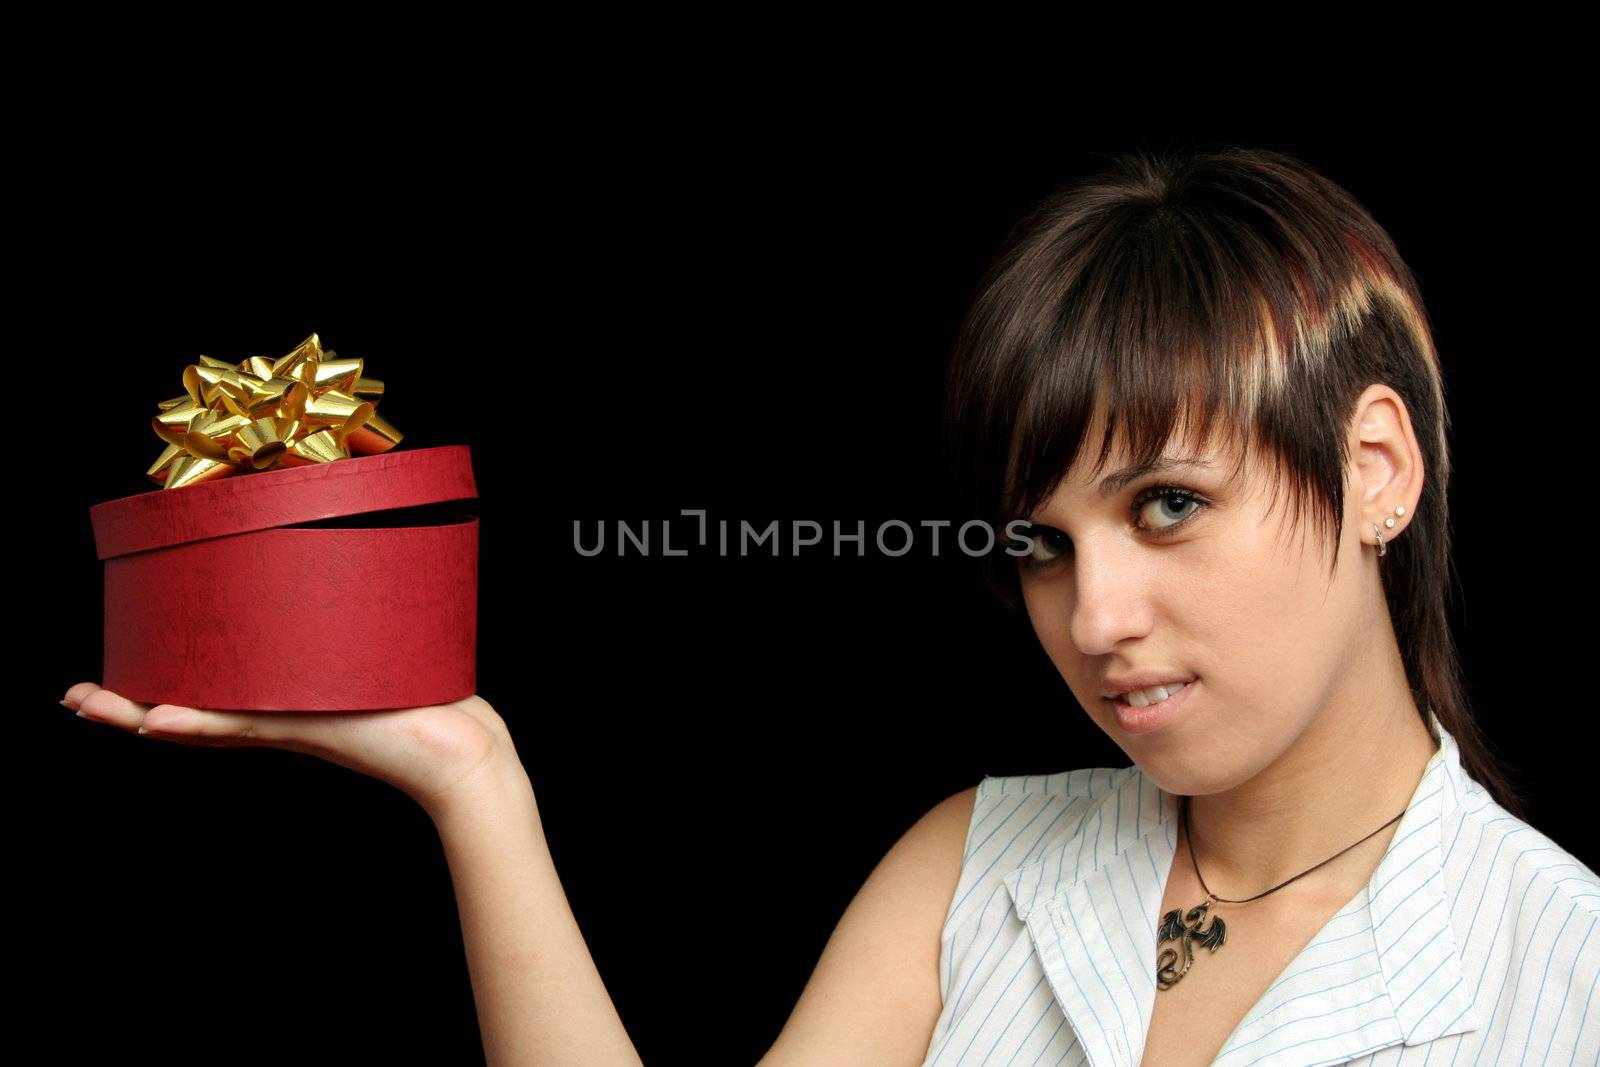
[1122,681,1187,707]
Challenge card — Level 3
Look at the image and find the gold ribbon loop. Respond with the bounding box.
[147,332,404,489]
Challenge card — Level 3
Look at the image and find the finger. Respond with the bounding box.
[138,704,332,754]
[69,684,313,752]
[71,687,246,748]
[73,685,154,730]
[139,703,264,746]
[62,681,107,713]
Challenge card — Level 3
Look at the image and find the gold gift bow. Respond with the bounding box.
[148,332,404,490]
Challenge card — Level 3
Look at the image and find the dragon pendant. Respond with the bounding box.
[1156,897,1228,990]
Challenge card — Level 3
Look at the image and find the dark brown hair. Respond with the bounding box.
[941,144,1527,819]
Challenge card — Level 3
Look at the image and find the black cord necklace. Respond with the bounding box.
[1155,793,1408,991]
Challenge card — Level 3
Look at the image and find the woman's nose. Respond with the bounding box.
[1065,549,1156,655]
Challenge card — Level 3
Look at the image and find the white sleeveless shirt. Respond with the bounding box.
[919,709,1600,1067]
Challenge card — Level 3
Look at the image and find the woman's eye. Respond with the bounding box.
[1005,526,1070,570]
[1012,486,1208,572]
[1135,487,1205,534]
[1027,529,1071,566]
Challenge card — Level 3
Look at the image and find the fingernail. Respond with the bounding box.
[137,726,148,734]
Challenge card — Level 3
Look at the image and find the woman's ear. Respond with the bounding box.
[1349,384,1424,539]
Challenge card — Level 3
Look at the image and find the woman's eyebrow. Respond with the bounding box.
[1098,456,1218,496]
[1020,456,1222,524]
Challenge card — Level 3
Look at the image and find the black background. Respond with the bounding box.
[20,108,1595,1066]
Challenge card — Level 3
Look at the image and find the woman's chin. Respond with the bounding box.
[1120,751,1254,799]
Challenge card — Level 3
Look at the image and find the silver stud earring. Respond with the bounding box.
[1373,505,1405,557]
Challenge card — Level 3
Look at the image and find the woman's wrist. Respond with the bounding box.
[421,741,537,831]
[420,730,641,1064]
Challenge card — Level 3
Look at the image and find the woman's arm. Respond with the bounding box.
[67,682,642,1065]
[68,683,967,1065]
[756,785,975,1066]
[427,750,644,1067]
[429,753,975,1067]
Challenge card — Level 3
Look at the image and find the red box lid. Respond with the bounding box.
[89,444,478,560]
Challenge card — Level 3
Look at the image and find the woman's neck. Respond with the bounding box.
[1179,672,1439,897]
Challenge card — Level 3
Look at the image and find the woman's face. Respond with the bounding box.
[1016,397,1379,797]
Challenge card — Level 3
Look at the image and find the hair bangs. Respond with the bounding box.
[948,150,1449,609]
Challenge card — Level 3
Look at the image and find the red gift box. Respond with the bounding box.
[89,444,480,712]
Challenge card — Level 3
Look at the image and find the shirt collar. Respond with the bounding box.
[1000,707,1481,1067]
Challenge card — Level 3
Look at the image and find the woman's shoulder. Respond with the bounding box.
[975,764,1138,802]
[1432,775,1600,1058]
[938,765,1144,950]
[1446,778,1600,917]
[950,764,1145,900]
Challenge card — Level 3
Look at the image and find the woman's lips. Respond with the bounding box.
[1109,678,1197,734]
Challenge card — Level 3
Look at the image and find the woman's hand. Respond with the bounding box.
[63,682,521,819]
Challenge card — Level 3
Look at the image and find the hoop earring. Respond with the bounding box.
[1373,504,1406,558]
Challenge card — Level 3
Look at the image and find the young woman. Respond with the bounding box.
[65,146,1599,1066]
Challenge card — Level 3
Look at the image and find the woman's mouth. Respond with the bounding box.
[1108,679,1196,734]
